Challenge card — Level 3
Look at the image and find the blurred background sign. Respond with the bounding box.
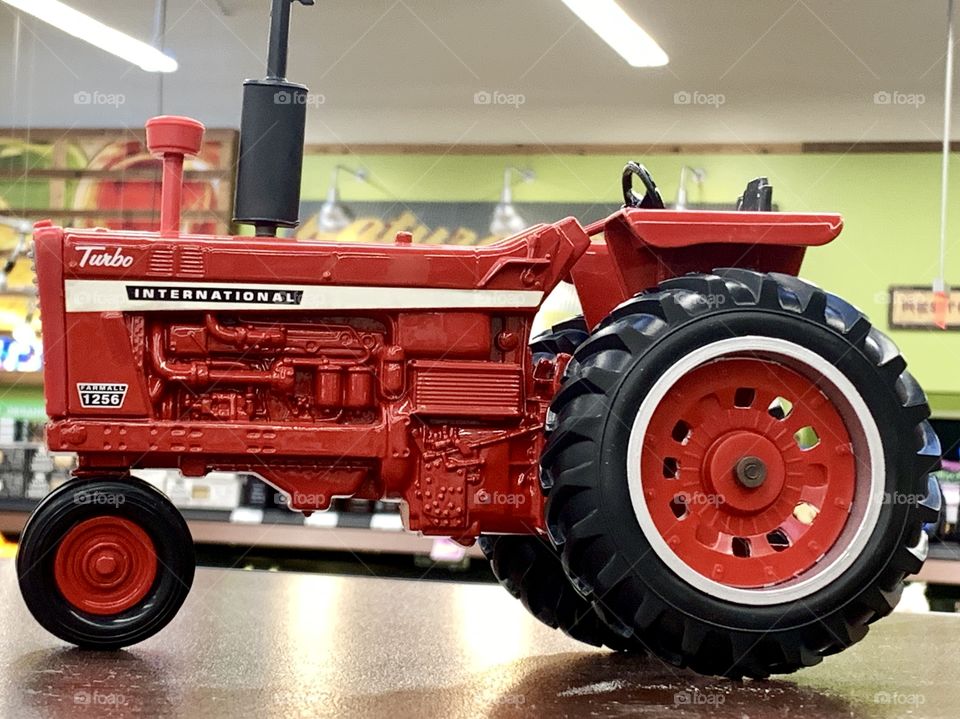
[890,286,960,329]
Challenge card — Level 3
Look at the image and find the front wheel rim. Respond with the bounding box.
[626,336,885,605]
[53,516,158,615]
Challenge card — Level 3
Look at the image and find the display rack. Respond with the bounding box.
[911,542,960,584]
[0,127,238,235]
[0,502,483,559]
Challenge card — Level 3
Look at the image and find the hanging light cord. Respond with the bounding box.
[938,0,955,294]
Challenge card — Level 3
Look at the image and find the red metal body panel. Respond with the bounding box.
[595,208,843,248]
[34,116,846,540]
[572,208,835,328]
[59,220,586,292]
[41,200,591,538]
[34,221,68,418]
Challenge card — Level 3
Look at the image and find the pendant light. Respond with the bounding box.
[316,166,368,234]
[675,166,706,209]
[490,167,535,237]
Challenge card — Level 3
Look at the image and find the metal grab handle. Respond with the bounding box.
[622,162,665,209]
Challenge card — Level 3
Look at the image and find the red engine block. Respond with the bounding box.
[35,214,590,539]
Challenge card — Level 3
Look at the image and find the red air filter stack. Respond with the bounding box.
[145,115,205,237]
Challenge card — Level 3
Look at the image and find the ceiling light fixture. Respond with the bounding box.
[1,0,178,73]
[490,167,536,237]
[316,166,369,234]
[675,166,706,209]
[558,0,668,68]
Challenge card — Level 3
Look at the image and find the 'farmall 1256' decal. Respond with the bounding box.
[75,246,134,269]
[77,383,128,408]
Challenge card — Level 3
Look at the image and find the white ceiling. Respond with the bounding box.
[0,0,955,144]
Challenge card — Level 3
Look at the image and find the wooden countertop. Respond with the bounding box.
[0,560,956,718]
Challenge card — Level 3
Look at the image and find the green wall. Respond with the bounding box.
[303,151,960,415]
[0,383,47,420]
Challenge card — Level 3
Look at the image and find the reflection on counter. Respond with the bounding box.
[4,568,958,719]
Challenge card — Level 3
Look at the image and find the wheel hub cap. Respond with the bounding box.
[53,516,158,615]
[704,432,785,513]
[735,455,767,488]
[641,357,856,589]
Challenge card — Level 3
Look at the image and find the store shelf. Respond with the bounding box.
[189,518,483,557]
[0,505,484,559]
[2,501,954,578]
[908,541,960,584]
[0,168,230,181]
[0,373,43,387]
[1,506,958,580]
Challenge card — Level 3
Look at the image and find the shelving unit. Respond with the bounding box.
[0,409,484,562]
[0,501,483,559]
[0,127,238,235]
[909,542,960,584]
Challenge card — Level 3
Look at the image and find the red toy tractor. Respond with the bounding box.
[17,0,941,679]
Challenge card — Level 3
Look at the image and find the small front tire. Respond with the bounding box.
[17,476,195,649]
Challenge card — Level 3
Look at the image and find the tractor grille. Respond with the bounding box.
[413,362,522,418]
[148,246,175,275]
[179,246,204,276]
[148,245,205,276]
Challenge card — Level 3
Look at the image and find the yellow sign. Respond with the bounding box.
[296,210,500,245]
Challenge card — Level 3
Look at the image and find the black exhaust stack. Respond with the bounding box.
[234,0,314,236]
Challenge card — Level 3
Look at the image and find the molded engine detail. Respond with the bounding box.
[42,221,591,538]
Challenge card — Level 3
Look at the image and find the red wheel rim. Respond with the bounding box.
[53,517,158,615]
[641,357,856,589]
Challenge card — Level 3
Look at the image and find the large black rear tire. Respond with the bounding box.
[479,534,632,650]
[480,317,638,651]
[543,270,941,678]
